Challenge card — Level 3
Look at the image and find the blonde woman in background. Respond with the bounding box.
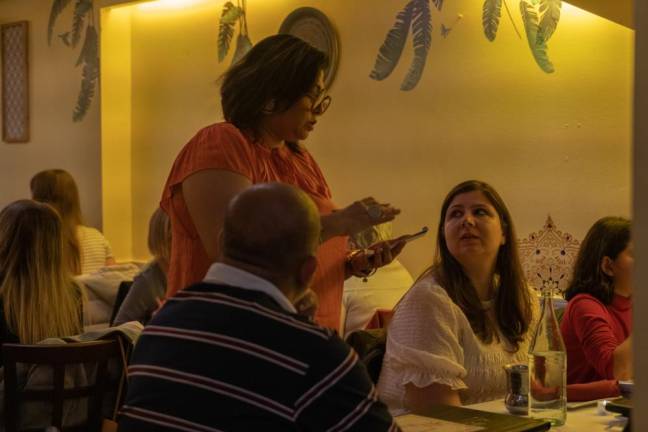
[0,200,83,364]
[113,208,171,325]
[31,169,115,274]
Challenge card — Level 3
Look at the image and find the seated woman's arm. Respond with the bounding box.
[567,380,620,402]
[612,335,632,380]
[568,297,632,380]
[381,280,468,412]
[405,382,461,411]
[113,264,166,326]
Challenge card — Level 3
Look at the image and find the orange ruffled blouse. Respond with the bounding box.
[161,122,347,329]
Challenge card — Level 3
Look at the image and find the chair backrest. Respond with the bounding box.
[346,328,387,384]
[2,339,123,432]
[109,281,133,326]
[365,308,395,330]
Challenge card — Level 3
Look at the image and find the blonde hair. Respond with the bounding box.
[0,200,82,343]
[147,208,171,268]
[30,169,83,274]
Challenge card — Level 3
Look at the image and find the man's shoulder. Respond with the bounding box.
[164,282,334,339]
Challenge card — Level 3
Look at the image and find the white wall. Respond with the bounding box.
[0,0,102,228]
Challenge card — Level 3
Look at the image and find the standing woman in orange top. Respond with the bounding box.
[161,34,404,329]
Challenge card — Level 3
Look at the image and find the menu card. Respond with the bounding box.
[396,414,485,432]
[394,405,550,432]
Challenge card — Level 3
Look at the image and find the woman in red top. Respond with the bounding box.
[161,35,406,329]
[561,216,632,400]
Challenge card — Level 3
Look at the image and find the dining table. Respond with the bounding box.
[466,398,628,431]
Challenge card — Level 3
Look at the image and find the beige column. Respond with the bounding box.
[634,0,647,427]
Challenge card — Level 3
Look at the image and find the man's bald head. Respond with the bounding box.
[221,183,321,276]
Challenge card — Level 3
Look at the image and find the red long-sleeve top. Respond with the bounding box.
[560,293,631,401]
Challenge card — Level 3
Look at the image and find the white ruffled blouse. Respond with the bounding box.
[376,275,538,413]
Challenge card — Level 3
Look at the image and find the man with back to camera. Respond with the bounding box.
[118,182,399,431]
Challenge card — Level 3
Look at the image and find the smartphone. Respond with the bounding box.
[402,226,429,243]
[364,226,429,257]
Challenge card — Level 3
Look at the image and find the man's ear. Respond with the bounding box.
[298,255,318,287]
[601,256,615,278]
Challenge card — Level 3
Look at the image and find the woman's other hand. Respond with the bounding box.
[321,197,400,242]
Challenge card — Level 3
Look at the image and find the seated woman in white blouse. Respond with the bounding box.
[377,180,537,413]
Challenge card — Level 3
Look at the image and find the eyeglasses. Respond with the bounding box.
[309,94,332,115]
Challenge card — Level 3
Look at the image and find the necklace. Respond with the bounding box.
[481,298,495,310]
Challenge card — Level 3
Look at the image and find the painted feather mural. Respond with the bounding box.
[218,0,253,66]
[47,0,99,122]
[371,0,562,90]
[370,0,442,91]
[482,0,562,73]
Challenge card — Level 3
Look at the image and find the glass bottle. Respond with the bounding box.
[528,285,567,426]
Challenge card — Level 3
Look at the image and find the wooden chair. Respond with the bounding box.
[365,308,394,330]
[2,339,124,432]
[346,328,387,384]
[109,280,133,326]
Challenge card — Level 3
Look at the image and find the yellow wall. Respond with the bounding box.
[101,5,133,259]
[0,0,102,228]
[101,0,633,275]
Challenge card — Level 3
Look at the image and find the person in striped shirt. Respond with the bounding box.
[118,183,399,431]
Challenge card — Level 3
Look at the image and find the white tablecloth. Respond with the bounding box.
[466,399,626,431]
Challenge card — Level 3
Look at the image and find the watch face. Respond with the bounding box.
[278,7,340,90]
[367,205,383,220]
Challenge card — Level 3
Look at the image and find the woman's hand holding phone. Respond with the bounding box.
[345,227,428,279]
[364,226,428,258]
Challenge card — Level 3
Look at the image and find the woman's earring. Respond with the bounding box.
[601,256,615,277]
[262,100,276,114]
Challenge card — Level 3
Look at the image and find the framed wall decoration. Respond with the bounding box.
[278,7,340,90]
[2,21,29,143]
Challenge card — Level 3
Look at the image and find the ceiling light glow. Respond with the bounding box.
[137,0,203,12]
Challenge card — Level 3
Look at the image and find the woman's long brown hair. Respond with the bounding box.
[30,169,83,274]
